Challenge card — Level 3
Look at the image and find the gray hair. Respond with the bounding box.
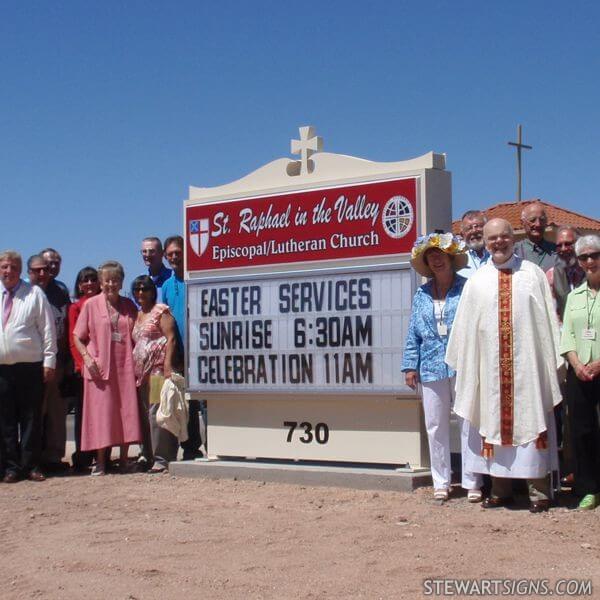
[98,260,125,281]
[461,210,487,223]
[575,234,600,256]
[556,225,579,238]
[0,250,22,267]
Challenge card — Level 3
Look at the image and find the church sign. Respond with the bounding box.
[184,126,452,465]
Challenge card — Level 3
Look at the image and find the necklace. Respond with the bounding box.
[432,280,450,337]
[106,297,122,342]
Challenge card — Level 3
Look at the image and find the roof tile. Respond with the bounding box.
[452,199,600,234]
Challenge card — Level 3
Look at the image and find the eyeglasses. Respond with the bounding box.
[462,222,484,232]
[133,286,152,292]
[29,266,48,273]
[577,252,600,262]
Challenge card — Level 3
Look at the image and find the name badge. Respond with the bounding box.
[111,331,122,343]
[437,323,448,337]
[582,328,597,341]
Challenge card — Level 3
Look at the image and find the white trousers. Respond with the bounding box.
[422,377,482,491]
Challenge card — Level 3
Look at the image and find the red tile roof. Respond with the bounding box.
[452,199,600,235]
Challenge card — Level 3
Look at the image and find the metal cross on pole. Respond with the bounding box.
[291,126,323,175]
[508,124,532,202]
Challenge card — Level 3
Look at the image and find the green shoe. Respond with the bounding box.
[578,494,599,510]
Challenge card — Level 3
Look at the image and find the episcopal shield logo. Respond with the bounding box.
[189,219,210,257]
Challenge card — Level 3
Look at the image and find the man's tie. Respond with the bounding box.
[2,288,14,329]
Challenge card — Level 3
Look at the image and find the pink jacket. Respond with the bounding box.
[73,293,137,381]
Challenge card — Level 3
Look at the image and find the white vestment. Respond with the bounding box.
[446,256,563,478]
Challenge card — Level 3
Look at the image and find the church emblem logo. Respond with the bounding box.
[189,219,210,257]
[382,196,414,239]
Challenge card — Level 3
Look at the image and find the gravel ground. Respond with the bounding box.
[0,471,598,599]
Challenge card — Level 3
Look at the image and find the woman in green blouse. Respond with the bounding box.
[560,234,600,510]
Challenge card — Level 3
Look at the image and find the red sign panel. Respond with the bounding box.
[186,177,417,272]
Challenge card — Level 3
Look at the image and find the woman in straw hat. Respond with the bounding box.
[401,232,483,502]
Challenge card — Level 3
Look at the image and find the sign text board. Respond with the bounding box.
[188,268,414,394]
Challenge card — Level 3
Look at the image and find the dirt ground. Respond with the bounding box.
[1,471,599,600]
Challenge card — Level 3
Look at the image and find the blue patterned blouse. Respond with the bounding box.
[401,275,467,383]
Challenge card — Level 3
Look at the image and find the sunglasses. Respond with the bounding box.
[577,252,600,262]
[133,285,153,292]
[29,266,48,273]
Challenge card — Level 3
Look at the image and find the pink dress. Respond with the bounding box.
[132,304,169,387]
[73,293,142,451]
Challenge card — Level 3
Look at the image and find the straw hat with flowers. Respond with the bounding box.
[410,232,468,277]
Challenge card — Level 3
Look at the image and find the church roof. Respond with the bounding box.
[452,199,600,235]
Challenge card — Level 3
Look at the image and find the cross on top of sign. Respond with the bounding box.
[291,126,323,175]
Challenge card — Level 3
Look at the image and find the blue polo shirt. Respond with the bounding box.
[161,273,185,354]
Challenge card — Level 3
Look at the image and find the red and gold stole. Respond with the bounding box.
[481,268,548,457]
[482,269,514,457]
[497,269,514,445]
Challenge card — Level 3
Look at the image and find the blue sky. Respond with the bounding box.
[2,1,599,292]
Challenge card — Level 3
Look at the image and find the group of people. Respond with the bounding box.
[2,204,599,511]
[0,235,199,481]
[402,202,600,512]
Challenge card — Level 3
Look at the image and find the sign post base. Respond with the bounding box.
[169,458,432,492]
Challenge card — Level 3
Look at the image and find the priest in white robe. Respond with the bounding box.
[446,218,563,512]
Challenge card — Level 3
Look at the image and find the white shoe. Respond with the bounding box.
[467,489,483,503]
[434,488,449,501]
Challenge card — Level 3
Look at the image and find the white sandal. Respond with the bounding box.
[467,489,483,503]
[434,488,449,501]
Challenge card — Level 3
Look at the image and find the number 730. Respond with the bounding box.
[284,421,329,444]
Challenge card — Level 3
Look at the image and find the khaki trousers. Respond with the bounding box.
[41,367,67,465]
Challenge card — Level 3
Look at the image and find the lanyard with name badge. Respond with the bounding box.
[583,284,597,341]
[433,282,448,337]
[107,300,122,343]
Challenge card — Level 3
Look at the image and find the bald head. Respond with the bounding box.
[521,202,548,244]
[484,218,515,265]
